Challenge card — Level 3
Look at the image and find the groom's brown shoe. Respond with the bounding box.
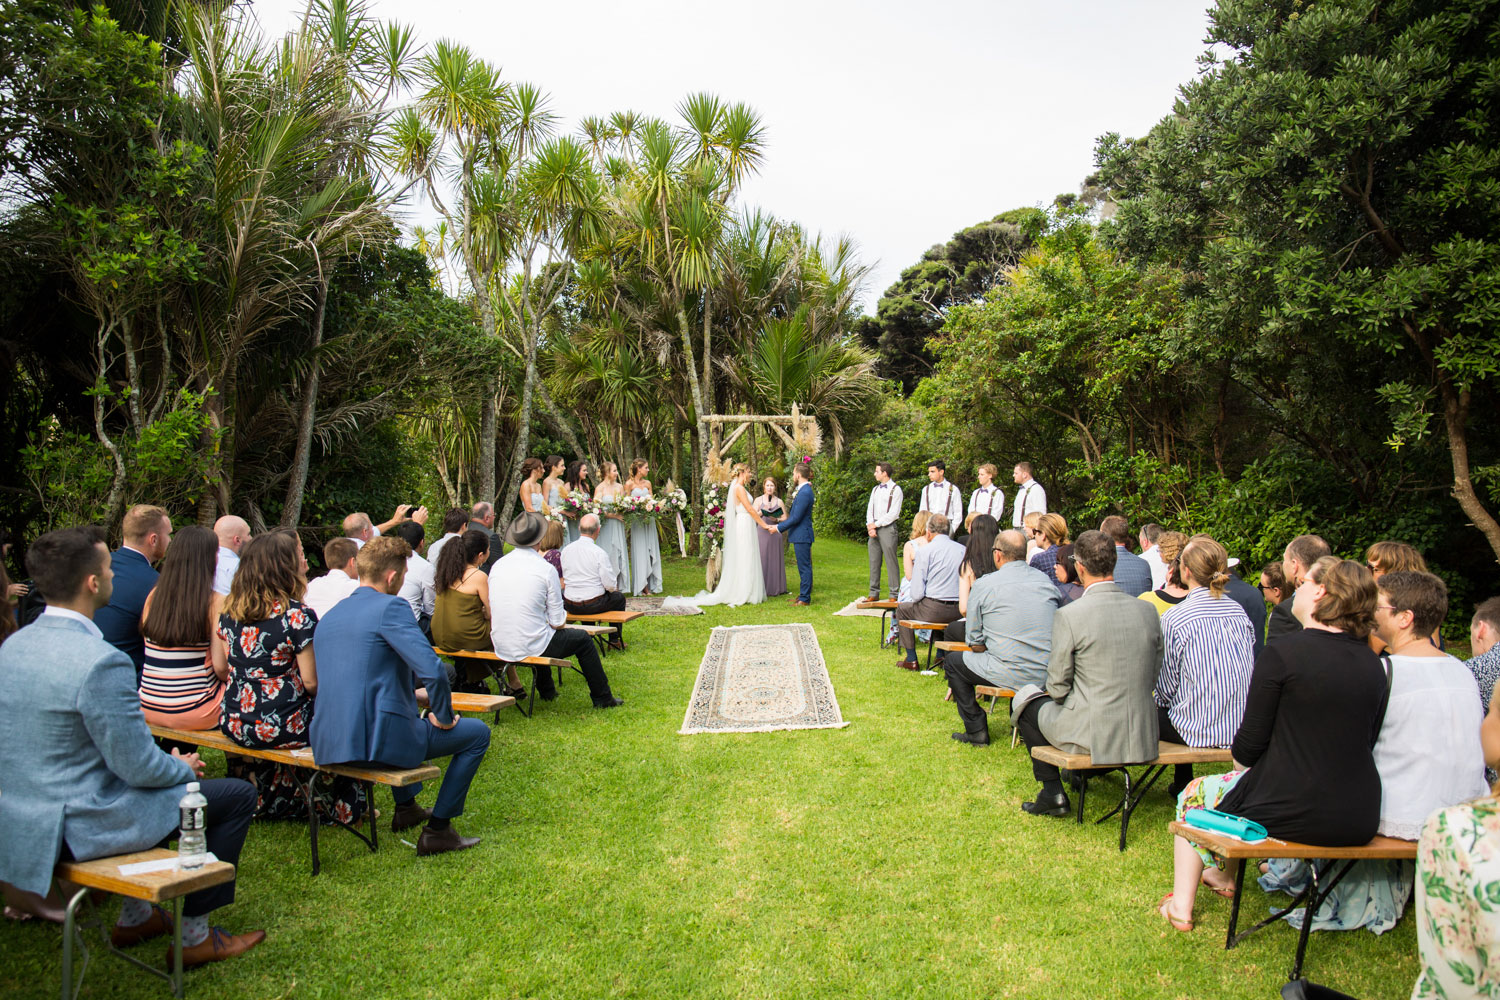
[791,599,810,606]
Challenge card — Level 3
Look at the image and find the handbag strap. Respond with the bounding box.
[1374,652,1393,736]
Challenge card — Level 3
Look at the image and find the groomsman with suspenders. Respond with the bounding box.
[1011,461,1047,529]
[919,461,963,536]
[865,463,903,601]
[968,464,1005,524]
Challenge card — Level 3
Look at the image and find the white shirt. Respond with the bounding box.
[561,535,617,603]
[213,546,240,596]
[350,535,366,550]
[304,570,359,620]
[1142,545,1169,590]
[967,485,1005,521]
[42,605,103,639]
[865,482,903,528]
[426,532,461,568]
[489,547,564,660]
[399,552,436,619]
[918,480,963,534]
[1011,478,1047,527]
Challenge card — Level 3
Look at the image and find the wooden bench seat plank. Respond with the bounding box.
[415,690,515,714]
[934,641,971,653]
[1030,741,1233,769]
[974,685,1016,699]
[898,619,950,630]
[56,849,234,903]
[854,599,898,610]
[148,725,438,786]
[1166,821,1417,860]
[432,648,569,668]
[564,610,644,624]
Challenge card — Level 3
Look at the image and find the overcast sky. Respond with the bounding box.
[248,0,1215,311]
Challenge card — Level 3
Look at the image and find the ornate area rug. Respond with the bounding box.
[679,624,849,735]
[625,595,702,617]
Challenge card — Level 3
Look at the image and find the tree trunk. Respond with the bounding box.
[497,365,536,529]
[478,392,497,501]
[1438,378,1500,562]
[535,378,591,468]
[92,331,128,528]
[279,277,328,528]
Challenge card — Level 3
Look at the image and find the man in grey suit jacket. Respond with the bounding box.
[0,528,264,966]
[1013,530,1163,817]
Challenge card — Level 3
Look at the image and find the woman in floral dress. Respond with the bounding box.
[216,530,365,824]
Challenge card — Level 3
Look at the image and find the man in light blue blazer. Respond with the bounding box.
[0,527,263,966]
[772,461,816,605]
[310,536,490,857]
[93,503,172,680]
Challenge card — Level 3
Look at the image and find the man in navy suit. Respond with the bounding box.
[94,503,172,680]
[310,536,490,857]
[770,462,815,606]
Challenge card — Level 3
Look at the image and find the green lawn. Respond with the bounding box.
[1,538,1419,999]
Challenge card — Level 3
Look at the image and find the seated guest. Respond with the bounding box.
[1364,539,1443,652]
[1259,568,1489,934]
[1469,597,1500,713]
[433,529,525,699]
[1099,515,1152,596]
[95,503,172,681]
[1027,513,1068,580]
[1157,557,1387,932]
[942,514,1001,640]
[888,511,934,645]
[342,505,427,549]
[393,520,436,635]
[895,514,966,671]
[1156,536,1256,796]
[1049,543,1084,605]
[561,513,627,651]
[426,508,469,567]
[1413,795,1500,996]
[1196,535,1267,659]
[212,516,250,597]
[538,518,565,579]
[943,529,1060,744]
[217,532,364,823]
[1022,512,1043,562]
[1258,561,1289,615]
[1139,531,1190,615]
[1140,523,1168,590]
[311,537,491,856]
[0,527,262,965]
[954,511,977,549]
[1267,533,1330,640]
[1014,530,1161,816]
[467,502,503,574]
[138,525,227,729]
[303,537,359,620]
[490,512,622,708]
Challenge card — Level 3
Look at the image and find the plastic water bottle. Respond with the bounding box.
[178,782,207,870]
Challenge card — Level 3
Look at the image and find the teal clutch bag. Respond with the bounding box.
[1183,808,1268,843]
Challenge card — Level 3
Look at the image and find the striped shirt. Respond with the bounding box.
[139,640,223,725]
[1156,586,1256,747]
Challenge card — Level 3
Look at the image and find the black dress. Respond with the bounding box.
[1217,629,1386,845]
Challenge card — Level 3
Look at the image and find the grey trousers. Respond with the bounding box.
[867,525,900,598]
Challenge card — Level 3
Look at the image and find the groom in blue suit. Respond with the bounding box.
[772,462,815,605]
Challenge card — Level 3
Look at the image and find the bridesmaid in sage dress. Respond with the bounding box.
[593,462,631,591]
[624,459,663,595]
[752,477,788,597]
[542,454,566,519]
[563,460,590,545]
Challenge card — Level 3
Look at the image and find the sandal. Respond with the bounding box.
[1201,872,1236,899]
[1158,893,1194,932]
[505,686,527,700]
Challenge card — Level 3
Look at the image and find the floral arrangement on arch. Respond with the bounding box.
[699,480,727,559]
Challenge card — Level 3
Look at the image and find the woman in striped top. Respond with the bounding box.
[138,525,227,729]
[1154,536,1257,796]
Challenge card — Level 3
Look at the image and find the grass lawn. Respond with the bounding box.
[1,537,1419,999]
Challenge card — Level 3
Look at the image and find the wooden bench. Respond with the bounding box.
[564,610,644,654]
[853,598,899,647]
[148,725,438,876]
[415,688,516,723]
[933,641,1019,746]
[899,620,951,672]
[57,847,236,998]
[1030,741,1234,850]
[432,647,572,717]
[1168,820,1418,981]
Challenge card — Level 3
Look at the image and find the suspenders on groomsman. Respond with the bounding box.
[1011,479,1046,528]
[866,480,903,600]
[919,481,962,535]
[968,485,1005,523]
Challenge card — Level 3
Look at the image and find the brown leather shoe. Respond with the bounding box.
[791,599,810,606]
[169,927,267,969]
[111,905,172,947]
[391,800,432,832]
[416,824,481,857]
[896,659,920,671]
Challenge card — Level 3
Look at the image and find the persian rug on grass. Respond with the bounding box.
[625,595,702,617]
[679,624,849,735]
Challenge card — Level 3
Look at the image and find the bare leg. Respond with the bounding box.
[3,880,66,923]
[506,665,522,689]
[1202,858,1240,894]
[1167,835,1204,924]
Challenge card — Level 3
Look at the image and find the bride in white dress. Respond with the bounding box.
[664,464,772,609]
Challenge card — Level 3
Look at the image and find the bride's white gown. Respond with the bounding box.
[663,483,765,609]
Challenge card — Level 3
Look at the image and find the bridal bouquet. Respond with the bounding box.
[660,488,689,516]
[615,493,654,518]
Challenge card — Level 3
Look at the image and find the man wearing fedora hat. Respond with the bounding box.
[488,512,623,708]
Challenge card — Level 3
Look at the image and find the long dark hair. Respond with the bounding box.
[142,525,218,646]
[963,514,1000,579]
[435,529,490,593]
[564,460,589,492]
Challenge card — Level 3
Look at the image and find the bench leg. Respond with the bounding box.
[923,633,936,672]
[1225,856,1250,949]
[1093,764,1166,852]
[169,896,184,999]
[60,888,186,999]
[365,781,378,852]
[879,610,891,647]
[1290,859,1357,981]
[61,885,90,1000]
[304,771,322,877]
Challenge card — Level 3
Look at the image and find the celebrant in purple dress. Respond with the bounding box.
[753,478,788,597]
